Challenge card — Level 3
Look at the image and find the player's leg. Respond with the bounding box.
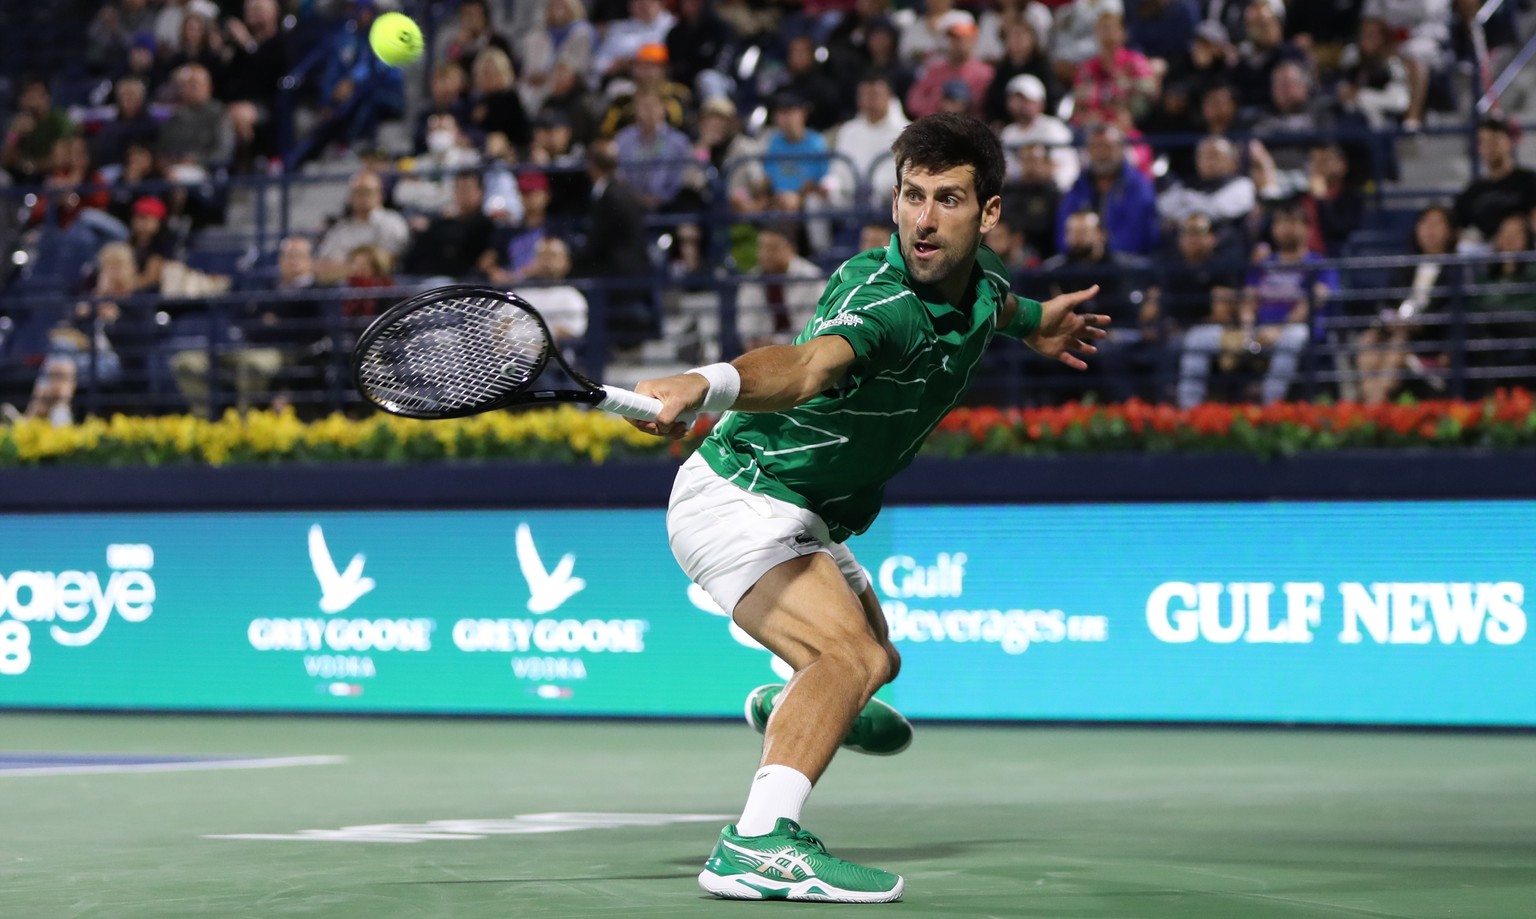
[700,552,904,903]
[745,576,913,756]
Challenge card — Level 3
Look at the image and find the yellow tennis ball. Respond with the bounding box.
[370,12,424,68]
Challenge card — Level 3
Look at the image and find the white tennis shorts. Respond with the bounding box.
[668,452,869,615]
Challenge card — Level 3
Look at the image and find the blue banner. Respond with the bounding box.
[0,501,1530,725]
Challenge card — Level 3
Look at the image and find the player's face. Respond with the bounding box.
[892,164,999,289]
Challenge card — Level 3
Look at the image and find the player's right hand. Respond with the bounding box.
[630,373,709,439]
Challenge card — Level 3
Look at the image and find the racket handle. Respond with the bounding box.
[596,385,666,422]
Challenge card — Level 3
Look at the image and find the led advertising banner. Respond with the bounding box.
[0,502,1531,725]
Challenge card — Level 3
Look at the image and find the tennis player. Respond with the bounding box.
[630,113,1107,903]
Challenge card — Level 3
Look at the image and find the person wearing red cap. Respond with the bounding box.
[128,195,175,292]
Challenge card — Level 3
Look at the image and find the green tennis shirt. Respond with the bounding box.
[699,236,1031,542]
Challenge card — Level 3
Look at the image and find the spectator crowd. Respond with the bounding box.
[2,0,1535,425]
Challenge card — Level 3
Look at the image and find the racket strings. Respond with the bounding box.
[357,295,549,414]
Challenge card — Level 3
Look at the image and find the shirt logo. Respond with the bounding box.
[813,313,864,333]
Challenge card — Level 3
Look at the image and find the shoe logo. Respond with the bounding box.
[515,523,586,613]
[308,525,375,613]
[721,839,817,882]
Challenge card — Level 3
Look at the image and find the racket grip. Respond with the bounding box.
[596,385,666,422]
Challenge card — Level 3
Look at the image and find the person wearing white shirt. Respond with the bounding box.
[736,225,825,350]
[1156,136,1256,231]
[590,0,677,82]
[998,73,1076,191]
[974,1,1054,63]
[519,237,589,349]
[824,72,910,210]
[315,171,410,282]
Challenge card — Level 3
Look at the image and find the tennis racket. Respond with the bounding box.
[351,284,669,422]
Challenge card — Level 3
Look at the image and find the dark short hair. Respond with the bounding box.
[890,113,1005,204]
[1270,199,1307,222]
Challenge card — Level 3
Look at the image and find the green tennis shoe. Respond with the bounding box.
[745,683,913,755]
[698,818,905,903]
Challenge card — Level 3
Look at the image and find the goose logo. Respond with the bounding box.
[308,525,376,613]
[515,524,585,613]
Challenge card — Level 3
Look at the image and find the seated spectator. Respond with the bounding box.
[87,0,154,74]
[1071,10,1158,125]
[163,8,227,96]
[599,43,691,138]
[975,0,1055,65]
[1049,0,1124,85]
[861,17,916,104]
[1301,143,1363,257]
[1043,210,1162,401]
[127,195,176,291]
[1354,205,1458,404]
[1125,0,1198,73]
[1162,213,1243,342]
[907,16,994,120]
[1178,20,1237,103]
[340,244,396,321]
[1286,0,1362,76]
[571,140,654,345]
[481,133,528,225]
[664,0,735,99]
[467,48,532,150]
[393,115,483,215]
[520,0,596,116]
[10,356,78,428]
[51,241,135,401]
[29,137,111,232]
[1059,123,1159,256]
[317,171,411,283]
[591,0,676,83]
[1337,17,1411,130]
[158,63,234,174]
[860,222,893,253]
[413,62,471,156]
[737,224,824,349]
[984,19,1061,128]
[403,172,497,281]
[2,78,76,182]
[171,234,320,418]
[614,90,693,211]
[999,74,1076,191]
[935,80,974,116]
[92,77,161,168]
[1179,201,1336,406]
[483,171,553,287]
[1231,0,1307,109]
[899,0,964,65]
[1362,0,1449,131]
[1469,211,1536,391]
[528,110,592,219]
[221,0,292,168]
[436,0,514,75]
[520,238,589,354]
[768,34,846,133]
[1454,113,1536,244]
[825,72,910,212]
[762,93,831,213]
[1249,61,1337,191]
[985,216,1040,273]
[1156,136,1256,250]
[1002,143,1063,261]
[106,144,164,227]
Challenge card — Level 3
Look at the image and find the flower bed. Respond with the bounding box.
[1,391,1533,467]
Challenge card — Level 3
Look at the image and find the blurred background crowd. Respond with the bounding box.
[1,0,1535,424]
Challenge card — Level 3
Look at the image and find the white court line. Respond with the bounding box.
[0,755,346,777]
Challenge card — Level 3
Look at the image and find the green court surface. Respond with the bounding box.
[2,714,1533,918]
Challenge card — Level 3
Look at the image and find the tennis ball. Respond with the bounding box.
[370,12,424,68]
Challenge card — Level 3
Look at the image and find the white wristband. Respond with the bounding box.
[688,362,741,413]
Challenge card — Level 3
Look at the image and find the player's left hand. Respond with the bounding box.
[1027,285,1110,371]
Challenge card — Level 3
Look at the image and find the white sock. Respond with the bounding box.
[736,764,813,836]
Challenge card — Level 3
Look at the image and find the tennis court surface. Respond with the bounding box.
[3,713,1532,918]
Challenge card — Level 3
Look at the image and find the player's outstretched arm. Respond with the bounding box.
[1024,286,1111,371]
[628,336,857,439]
